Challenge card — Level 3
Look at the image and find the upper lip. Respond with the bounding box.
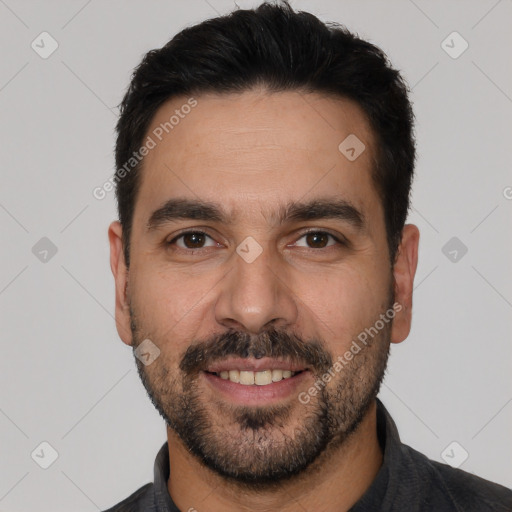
[205,357,307,373]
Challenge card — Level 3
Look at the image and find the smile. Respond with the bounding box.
[210,369,300,386]
[202,357,310,404]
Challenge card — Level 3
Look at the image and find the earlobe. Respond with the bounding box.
[390,224,420,344]
[108,221,133,346]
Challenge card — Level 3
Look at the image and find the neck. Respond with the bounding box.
[167,400,382,512]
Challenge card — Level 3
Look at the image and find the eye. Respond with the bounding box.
[168,230,218,250]
[293,231,343,249]
[166,229,345,253]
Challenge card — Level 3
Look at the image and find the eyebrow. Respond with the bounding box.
[146,197,365,232]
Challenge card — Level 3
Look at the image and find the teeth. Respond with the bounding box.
[228,370,240,383]
[255,370,272,386]
[216,369,297,385]
[239,371,255,385]
[272,369,283,382]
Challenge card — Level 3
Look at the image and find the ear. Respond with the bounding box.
[108,221,133,346]
[390,224,420,344]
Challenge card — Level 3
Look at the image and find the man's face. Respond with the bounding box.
[110,90,414,485]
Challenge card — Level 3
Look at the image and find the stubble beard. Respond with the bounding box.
[131,300,392,488]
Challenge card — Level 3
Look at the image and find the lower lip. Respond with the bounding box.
[202,371,310,406]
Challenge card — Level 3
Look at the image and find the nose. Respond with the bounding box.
[214,244,298,334]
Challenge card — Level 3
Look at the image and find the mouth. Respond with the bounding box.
[202,357,310,405]
[207,369,302,386]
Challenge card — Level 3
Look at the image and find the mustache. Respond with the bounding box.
[179,327,333,375]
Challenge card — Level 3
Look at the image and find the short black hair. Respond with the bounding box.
[115,0,415,266]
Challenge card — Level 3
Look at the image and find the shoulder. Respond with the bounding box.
[401,443,512,512]
[102,483,154,512]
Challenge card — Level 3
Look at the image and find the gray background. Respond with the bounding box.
[1,0,511,510]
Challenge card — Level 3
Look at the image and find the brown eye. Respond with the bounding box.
[294,231,340,249]
[305,232,330,248]
[182,232,206,248]
[169,231,216,250]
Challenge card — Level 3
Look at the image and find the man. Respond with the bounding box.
[105,2,512,511]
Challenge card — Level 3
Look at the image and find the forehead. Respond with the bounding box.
[134,89,380,226]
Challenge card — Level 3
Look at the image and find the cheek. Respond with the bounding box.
[129,263,218,347]
[295,265,390,342]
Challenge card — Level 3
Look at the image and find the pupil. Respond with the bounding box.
[184,233,204,248]
[307,233,327,248]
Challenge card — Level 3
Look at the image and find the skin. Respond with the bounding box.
[109,89,419,512]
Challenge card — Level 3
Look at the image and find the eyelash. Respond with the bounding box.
[166,229,347,252]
